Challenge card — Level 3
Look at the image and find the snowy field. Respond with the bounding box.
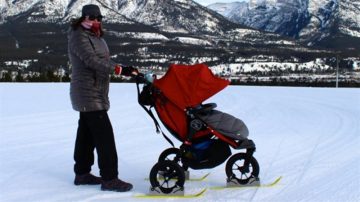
[0,83,359,202]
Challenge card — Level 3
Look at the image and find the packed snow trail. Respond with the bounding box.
[0,83,359,202]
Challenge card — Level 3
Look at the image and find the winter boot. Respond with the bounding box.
[101,178,133,192]
[74,173,102,185]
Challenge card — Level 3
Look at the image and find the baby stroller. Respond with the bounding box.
[136,64,260,195]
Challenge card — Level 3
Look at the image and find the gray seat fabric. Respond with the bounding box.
[198,110,249,140]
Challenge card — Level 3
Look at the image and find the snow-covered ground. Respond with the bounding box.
[0,83,359,202]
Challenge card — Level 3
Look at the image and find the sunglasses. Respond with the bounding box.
[87,15,103,21]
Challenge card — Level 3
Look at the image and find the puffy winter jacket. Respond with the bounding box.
[68,26,116,112]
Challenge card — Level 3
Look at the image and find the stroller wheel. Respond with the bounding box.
[149,160,185,194]
[225,153,260,184]
[158,148,186,169]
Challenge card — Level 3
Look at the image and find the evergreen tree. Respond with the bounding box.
[39,71,49,82]
[62,73,71,82]
[46,70,56,82]
[0,72,12,82]
[15,71,24,82]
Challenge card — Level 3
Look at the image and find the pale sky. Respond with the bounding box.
[195,0,248,6]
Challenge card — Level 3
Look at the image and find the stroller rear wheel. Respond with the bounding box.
[149,160,185,194]
[225,153,260,184]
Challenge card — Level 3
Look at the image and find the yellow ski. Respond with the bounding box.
[210,176,282,190]
[134,188,207,199]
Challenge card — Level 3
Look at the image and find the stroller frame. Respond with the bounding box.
[135,64,260,195]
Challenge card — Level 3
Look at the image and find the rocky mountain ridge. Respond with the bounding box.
[0,0,352,74]
[208,0,360,51]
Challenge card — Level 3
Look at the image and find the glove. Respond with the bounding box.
[121,66,139,76]
[114,64,122,75]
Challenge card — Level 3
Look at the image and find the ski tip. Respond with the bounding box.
[196,188,207,196]
[271,176,282,186]
[202,173,211,179]
[189,173,210,181]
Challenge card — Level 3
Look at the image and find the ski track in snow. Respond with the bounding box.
[0,83,359,202]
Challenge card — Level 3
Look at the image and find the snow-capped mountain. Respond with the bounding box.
[0,0,9,21]
[0,0,133,24]
[207,2,248,21]
[114,0,235,35]
[0,0,239,35]
[208,0,360,47]
[337,0,360,37]
[0,0,301,50]
[1,0,315,74]
[221,0,309,38]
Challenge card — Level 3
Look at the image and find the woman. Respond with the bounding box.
[68,4,137,192]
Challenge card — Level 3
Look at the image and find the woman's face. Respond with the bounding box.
[85,15,103,22]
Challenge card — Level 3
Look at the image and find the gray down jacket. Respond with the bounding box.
[68,26,116,112]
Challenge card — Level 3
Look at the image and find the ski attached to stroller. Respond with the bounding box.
[211,176,282,190]
[134,188,207,199]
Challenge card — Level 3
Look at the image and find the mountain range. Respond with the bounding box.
[0,0,358,72]
[208,0,360,51]
[0,0,294,42]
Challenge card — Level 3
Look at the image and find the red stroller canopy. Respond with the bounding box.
[154,64,230,110]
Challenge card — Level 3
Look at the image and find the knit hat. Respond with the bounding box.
[81,4,102,17]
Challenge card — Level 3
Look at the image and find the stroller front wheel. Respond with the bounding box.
[149,160,185,194]
[158,148,188,170]
[225,153,260,184]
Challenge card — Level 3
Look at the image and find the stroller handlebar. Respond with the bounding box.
[135,71,157,84]
[135,73,146,84]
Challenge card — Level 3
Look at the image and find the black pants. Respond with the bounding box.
[74,110,118,180]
